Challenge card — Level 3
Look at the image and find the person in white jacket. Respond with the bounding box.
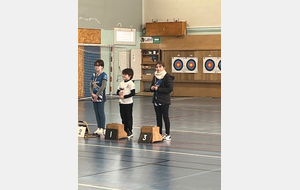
[116,68,136,138]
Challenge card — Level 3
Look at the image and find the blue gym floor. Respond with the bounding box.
[78,96,221,190]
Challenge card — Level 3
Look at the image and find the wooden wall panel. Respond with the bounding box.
[162,50,221,98]
[78,28,101,44]
[78,46,84,98]
[159,35,221,50]
[193,51,221,81]
[173,82,221,98]
[162,50,221,82]
[140,34,221,98]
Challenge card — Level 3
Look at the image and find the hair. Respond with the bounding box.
[94,59,104,67]
[122,68,134,80]
[155,61,165,68]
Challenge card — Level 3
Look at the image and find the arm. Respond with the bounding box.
[95,80,107,96]
[157,75,173,94]
[116,83,121,95]
[89,81,94,95]
[124,89,136,98]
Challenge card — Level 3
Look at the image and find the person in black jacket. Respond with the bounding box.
[150,61,175,141]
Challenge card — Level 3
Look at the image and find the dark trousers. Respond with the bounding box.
[119,103,133,132]
[154,104,170,135]
[92,101,106,129]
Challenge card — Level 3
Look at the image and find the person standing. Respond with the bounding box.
[150,61,174,141]
[90,59,107,136]
[116,68,135,138]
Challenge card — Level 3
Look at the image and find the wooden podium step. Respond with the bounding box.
[105,123,128,140]
[138,126,163,143]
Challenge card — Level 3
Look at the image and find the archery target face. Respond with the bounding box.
[203,57,221,73]
[203,57,216,73]
[184,58,198,73]
[186,59,196,71]
[172,57,184,73]
[174,59,183,71]
[204,59,215,71]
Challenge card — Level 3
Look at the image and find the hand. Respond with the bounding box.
[93,96,97,102]
[151,86,157,90]
[119,91,124,99]
[91,93,97,102]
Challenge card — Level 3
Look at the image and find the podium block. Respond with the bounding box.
[78,120,98,138]
[105,123,128,140]
[138,126,163,143]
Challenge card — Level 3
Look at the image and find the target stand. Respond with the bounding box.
[105,123,128,140]
[138,126,163,143]
[78,120,99,138]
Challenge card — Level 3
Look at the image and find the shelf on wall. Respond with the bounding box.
[139,48,161,96]
[142,62,156,65]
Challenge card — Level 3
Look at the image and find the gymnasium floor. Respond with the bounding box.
[78,95,221,190]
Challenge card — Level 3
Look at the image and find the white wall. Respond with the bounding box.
[143,0,221,28]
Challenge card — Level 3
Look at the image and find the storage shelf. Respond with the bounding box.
[142,67,155,70]
[142,54,159,56]
[142,62,156,65]
[140,48,160,96]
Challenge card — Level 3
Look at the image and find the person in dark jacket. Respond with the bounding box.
[150,61,175,141]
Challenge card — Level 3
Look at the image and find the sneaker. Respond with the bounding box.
[103,129,106,135]
[93,128,104,135]
[162,134,167,140]
[127,130,133,138]
[93,128,100,135]
[164,135,171,141]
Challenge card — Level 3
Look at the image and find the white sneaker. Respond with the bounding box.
[103,129,106,135]
[93,128,100,134]
[164,135,171,141]
[162,134,167,140]
[93,128,104,135]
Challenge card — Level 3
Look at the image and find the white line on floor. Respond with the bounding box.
[78,143,221,159]
[171,129,221,135]
[78,183,120,190]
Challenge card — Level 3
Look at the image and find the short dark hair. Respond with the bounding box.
[155,61,165,68]
[122,68,134,80]
[94,59,104,67]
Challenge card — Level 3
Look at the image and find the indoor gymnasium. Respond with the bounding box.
[78,0,221,189]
